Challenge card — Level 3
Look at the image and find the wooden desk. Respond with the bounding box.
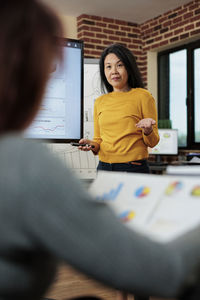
[45,264,116,300]
[45,264,175,300]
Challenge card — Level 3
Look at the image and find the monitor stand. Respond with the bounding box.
[155,155,162,164]
[153,155,168,166]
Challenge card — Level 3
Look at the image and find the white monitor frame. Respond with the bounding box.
[149,129,178,155]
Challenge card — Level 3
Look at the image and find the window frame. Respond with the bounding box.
[158,39,200,150]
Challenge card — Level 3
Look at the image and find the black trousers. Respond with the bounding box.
[97,160,150,174]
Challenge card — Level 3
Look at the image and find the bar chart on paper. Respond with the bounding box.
[48,144,99,179]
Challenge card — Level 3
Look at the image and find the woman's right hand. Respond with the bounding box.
[78,139,100,154]
[78,138,93,151]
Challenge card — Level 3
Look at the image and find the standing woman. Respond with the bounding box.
[79,43,160,300]
[79,43,159,174]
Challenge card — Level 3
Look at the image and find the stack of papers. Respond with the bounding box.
[189,156,200,163]
[167,165,200,175]
[89,171,200,243]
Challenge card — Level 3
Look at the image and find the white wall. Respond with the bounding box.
[60,15,77,38]
[147,51,158,105]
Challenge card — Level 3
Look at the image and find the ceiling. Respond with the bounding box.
[43,0,192,24]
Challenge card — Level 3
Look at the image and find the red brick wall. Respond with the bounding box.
[142,0,200,51]
[77,0,200,86]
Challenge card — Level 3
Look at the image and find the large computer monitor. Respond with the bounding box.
[24,38,83,143]
[149,129,178,162]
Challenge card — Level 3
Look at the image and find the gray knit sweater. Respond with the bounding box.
[1,135,200,300]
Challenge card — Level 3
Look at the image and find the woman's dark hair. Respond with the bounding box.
[0,0,63,133]
[99,43,144,93]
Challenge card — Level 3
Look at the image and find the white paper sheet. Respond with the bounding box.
[89,171,200,243]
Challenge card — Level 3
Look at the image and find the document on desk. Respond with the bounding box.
[89,171,200,243]
[167,165,200,175]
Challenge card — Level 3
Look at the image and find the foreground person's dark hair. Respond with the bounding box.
[0,0,63,133]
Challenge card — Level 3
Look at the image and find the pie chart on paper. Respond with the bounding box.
[134,186,150,198]
[119,210,135,223]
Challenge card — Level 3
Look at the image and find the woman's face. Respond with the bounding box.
[104,53,129,92]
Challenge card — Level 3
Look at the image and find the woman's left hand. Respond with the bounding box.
[136,118,156,135]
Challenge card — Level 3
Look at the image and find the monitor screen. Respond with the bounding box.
[149,129,178,155]
[24,38,83,142]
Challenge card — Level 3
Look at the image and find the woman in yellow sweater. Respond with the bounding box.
[79,43,159,174]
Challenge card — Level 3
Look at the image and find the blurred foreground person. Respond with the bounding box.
[1,1,200,300]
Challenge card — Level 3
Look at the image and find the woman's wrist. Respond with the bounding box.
[144,128,153,136]
[91,142,100,155]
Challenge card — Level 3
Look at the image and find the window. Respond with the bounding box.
[158,40,200,149]
[194,48,200,143]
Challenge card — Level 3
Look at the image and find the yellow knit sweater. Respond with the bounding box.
[93,88,159,163]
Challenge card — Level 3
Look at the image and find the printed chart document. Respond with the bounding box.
[89,171,200,243]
